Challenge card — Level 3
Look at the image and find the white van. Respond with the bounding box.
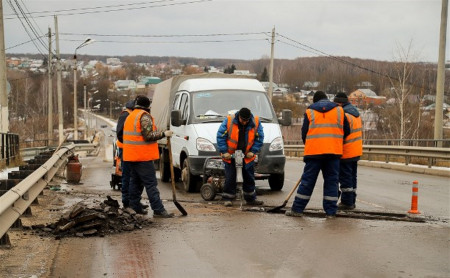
[152,73,291,192]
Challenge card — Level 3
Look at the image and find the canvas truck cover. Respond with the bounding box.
[151,72,252,131]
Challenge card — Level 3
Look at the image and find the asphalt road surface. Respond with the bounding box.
[0,147,449,278]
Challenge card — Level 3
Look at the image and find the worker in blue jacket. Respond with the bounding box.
[216,108,264,207]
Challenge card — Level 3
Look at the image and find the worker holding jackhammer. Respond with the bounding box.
[334,92,363,210]
[285,91,350,218]
[217,107,264,207]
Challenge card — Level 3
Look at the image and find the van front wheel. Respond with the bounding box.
[269,173,284,191]
[181,159,198,192]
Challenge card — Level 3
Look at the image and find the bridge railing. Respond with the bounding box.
[284,139,450,148]
[283,145,450,169]
[0,133,20,167]
[0,143,96,243]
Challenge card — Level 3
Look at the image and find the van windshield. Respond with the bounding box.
[191,90,275,123]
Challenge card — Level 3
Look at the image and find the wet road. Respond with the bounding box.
[1,141,449,278]
[43,148,450,278]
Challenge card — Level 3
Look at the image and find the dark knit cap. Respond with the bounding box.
[334,92,348,104]
[125,100,135,109]
[134,95,150,109]
[313,91,328,103]
[238,107,251,120]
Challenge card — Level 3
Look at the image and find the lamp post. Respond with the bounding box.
[73,37,94,140]
[87,89,98,141]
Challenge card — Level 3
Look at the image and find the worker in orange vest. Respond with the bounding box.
[116,100,148,209]
[286,91,350,218]
[123,95,173,217]
[334,92,363,210]
[217,107,264,207]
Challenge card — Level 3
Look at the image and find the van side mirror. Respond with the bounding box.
[278,109,292,126]
[171,110,185,126]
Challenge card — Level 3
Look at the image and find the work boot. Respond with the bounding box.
[246,199,264,206]
[123,207,136,215]
[285,210,303,217]
[125,202,148,209]
[153,210,174,218]
[134,208,148,215]
[337,203,355,210]
[224,201,233,207]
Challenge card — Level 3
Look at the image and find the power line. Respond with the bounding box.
[6,35,47,50]
[60,31,268,38]
[61,38,268,44]
[276,33,432,92]
[6,0,47,58]
[4,0,214,19]
[13,0,49,53]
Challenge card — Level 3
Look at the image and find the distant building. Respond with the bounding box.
[303,81,320,90]
[114,80,137,91]
[348,89,386,107]
[107,58,121,65]
[356,81,373,88]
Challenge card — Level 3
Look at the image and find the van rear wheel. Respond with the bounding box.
[269,173,284,191]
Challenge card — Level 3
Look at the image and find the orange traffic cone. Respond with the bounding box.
[408,180,420,214]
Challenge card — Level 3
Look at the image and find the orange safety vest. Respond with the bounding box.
[304,106,344,156]
[122,109,159,162]
[223,115,259,164]
[342,113,363,159]
[116,108,133,149]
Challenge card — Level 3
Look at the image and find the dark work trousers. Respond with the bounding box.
[118,148,131,206]
[339,160,358,206]
[291,157,340,215]
[222,160,257,202]
[129,161,165,213]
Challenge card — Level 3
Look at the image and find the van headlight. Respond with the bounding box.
[197,137,216,152]
[269,137,284,151]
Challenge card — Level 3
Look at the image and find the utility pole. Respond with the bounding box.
[83,84,87,140]
[55,16,64,145]
[268,27,275,101]
[434,0,448,147]
[74,56,78,140]
[47,27,53,145]
[0,2,9,133]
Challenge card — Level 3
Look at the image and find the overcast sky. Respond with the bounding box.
[2,0,447,62]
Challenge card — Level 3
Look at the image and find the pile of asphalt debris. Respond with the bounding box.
[26,196,153,239]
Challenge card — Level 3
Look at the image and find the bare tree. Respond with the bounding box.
[386,40,419,142]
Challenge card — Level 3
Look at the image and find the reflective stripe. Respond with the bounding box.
[222,193,236,199]
[296,193,310,200]
[324,196,339,201]
[123,131,142,136]
[344,136,362,144]
[307,133,344,139]
[244,190,256,196]
[412,192,418,196]
[309,109,343,129]
[341,188,355,192]
[123,140,152,145]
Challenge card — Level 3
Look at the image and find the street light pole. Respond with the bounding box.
[73,37,94,140]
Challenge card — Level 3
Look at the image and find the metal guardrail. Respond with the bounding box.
[0,143,96,241]
[284,139,450,148]
[284,145,450,168]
